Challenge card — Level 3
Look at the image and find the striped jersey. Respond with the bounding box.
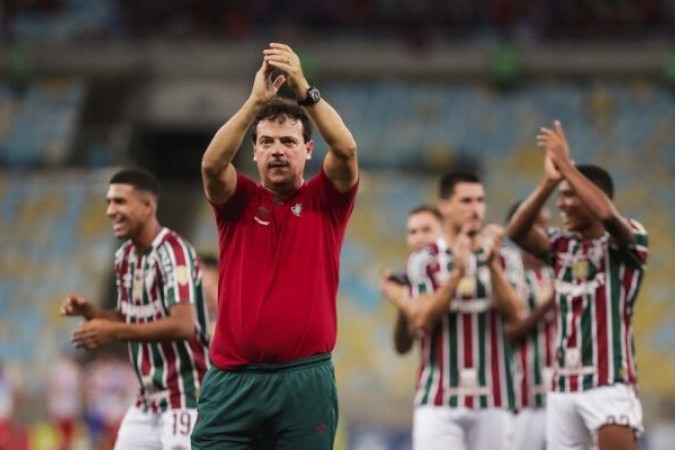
[406,239,515,410]
[502,247,556,409]
[114,227,210,412]
[546,219,648,393]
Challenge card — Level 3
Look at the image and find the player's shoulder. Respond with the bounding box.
[154,228,196,259]
[114,240,134,260]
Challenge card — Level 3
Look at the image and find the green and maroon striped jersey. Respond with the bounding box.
[546,219,648,393]
[502,247,556,409]
[406,239,516,410]
[114,227,210,413]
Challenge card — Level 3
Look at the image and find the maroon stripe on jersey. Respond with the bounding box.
[433,325,445,406]
[168,238,191,301]
[596,258,610,386]
[568,296,584,392]
[463,314,473,409]
[160,342,182,409]
[622,268,636,384]
[189,339,209,384]
[490,313,502,407]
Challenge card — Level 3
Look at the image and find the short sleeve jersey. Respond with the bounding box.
[406,239,516,410]
[114,227,210,412]
[210,169,358,369]
[545,219,648,392]
[501,246,556,409]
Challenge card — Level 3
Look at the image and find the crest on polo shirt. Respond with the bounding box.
[175,265,190,285]
[291,203,303,217]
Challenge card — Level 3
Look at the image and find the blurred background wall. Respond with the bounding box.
[1,1,674,448]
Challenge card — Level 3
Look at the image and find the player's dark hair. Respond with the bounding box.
[251,97,313,143]
[109,167,161,199]
[576,164,614,199]
[439,172,481,200]
[408,204,442,222]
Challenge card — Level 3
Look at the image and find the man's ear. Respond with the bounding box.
[305,140,314,160]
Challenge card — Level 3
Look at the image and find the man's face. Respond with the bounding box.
[106,184,152,240]
[406,211,443,251]
[556,180,595,232]
[439,182,486,236]
[253,116,313,193]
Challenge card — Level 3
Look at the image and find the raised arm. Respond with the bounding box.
[264,43,358,192]
[506,153,560,258]
[201,59,286,205]
[539,121,634,248]
[482,225,524,324]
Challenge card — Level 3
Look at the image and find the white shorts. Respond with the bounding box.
[114,405,198,450]
[547,383,643,450]
[413,405,514,450]
[513,408,546,450]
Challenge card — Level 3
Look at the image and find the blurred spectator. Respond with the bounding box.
[0,360,20,450]
[83,351,137,450]
[46,351,84,450]
[199,253,219,339]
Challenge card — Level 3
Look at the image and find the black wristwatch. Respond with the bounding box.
[297,86,321,106]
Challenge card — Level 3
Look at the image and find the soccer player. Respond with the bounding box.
[502,202,556,450]
[507,121,648,450]
[60,167,210,450]
[192,42,358,449]
[386,205,444,355]
[381,172,522,450]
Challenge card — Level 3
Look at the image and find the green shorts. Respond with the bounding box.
[191,353,338,450]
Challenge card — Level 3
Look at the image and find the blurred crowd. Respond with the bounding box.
[0,350,136,450]
[1,0,674,43]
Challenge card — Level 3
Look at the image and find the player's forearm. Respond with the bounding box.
[556,159,633,246]
[202,97,264,176]
[305,99,357,161]
[393,311,415,354]
[489,261,523,325]
[504,299,554,346]
[411,270,462,331]
[507,178,556,242]
[111,316,195,342]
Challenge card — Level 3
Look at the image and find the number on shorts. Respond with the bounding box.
[172,411,192,436]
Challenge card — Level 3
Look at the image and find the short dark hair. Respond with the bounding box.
[439,171,481,199]
[251,97,312,143]
[109,167,161,199]
[408,204,442,222]
[576,164,614,199]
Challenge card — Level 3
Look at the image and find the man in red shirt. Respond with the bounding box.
[191,42,359,449]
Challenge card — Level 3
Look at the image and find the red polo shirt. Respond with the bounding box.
[210,169,358,369]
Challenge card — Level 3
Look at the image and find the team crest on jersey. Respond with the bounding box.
[175,265,190,285]
[572,260,590,280]
[457,276,476,297]
[291,203,303,217]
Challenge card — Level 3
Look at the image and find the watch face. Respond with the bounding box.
[309,88,320,101]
